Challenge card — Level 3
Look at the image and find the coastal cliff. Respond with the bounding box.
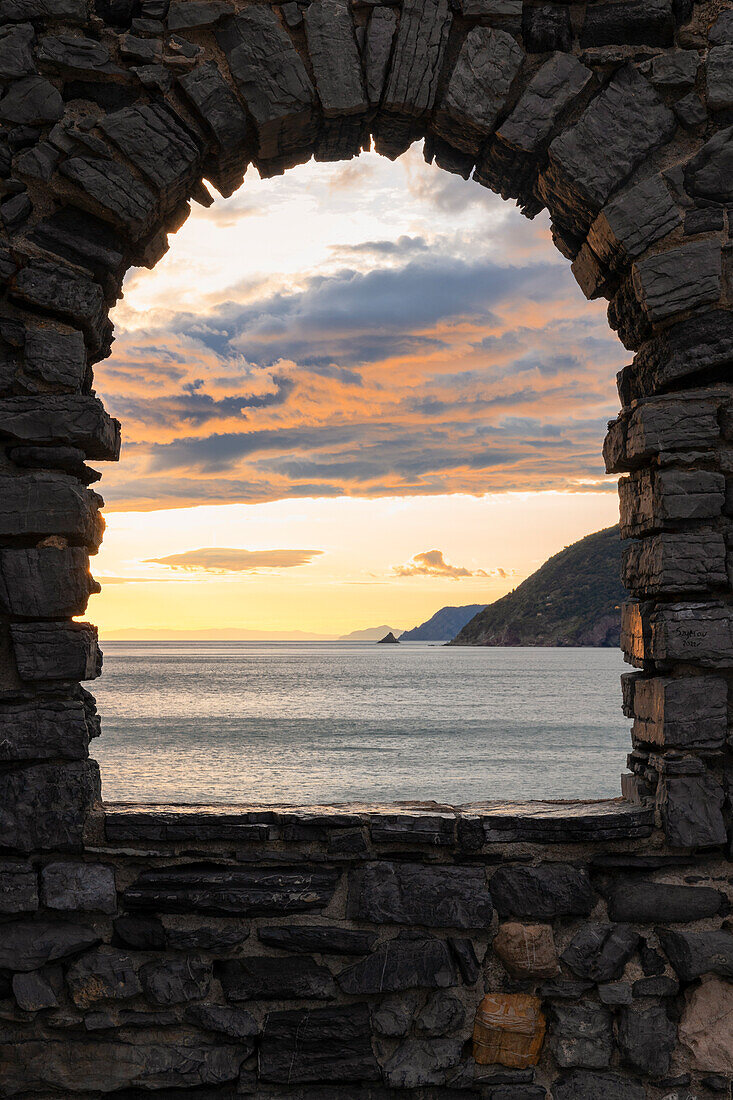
[451,526,626,647]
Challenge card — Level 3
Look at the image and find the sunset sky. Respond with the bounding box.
[90,144,624,637]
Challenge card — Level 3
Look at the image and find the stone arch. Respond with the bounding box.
[0,1,732,868]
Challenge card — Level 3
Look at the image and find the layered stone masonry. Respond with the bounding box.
[0,0,732,1092]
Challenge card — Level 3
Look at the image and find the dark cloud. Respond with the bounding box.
[143,548,324,572]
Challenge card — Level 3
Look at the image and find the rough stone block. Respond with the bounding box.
[66,946,142,1007]
[178,62,250,191]
[580,0,673,47]
[0,395,120,460]
[473,993,546,1068]
[417,990,465,1035]
[0,695,96,762]
[60,153,157,237]
[124,864,340,914]
[348,861,491,927]
[10,260,111,355]
[140,956,212,1004]
[22,325,87,391]
[604,392,722,474]
[657,763,727,848]
[168,0,233,28]
[100,103,201,202]
[562,925,640,982]
[11,621,102,682]
[0,547,100,619]
[619,469,726,538]
[549,1003,613,1069]
[679,977,733,1075]
[0,760,100,852]
[337,933,458,993]
[685,128,733,205]
[658,928,733,980]
[0,918,100,971]
[539,66,675,235]
[40,861,116,913]
[522,5,571,52]
[304,0,366,119]
[216,7,317,163]
[258,1003,380,1083]
[621,530,728,596]
[608,881,724,922]
[588,174,681,272]
[220,955,335,1000]
[552,1069,645,1100]
[707,45,733,111]
[383,1038,464,1087]
[0,75,63,125]
[0,23,35,80]
[630,674,727,749]
[0,1040,244,1093]
[363,7,398,105]
[0,473,103,550]
[433,27,523,155]
[12,967,62,1011]
[0,0,86,15]
[632,241,722,324]
[621,599,733,668]
[490,863,593,920]
[648,49,700,88]
[493,922,558,979]
[0,859,38,912]
[257,924,376,955]
[369,812,455,844]
[37,34,122,77]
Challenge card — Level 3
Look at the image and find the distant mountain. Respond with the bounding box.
[339,625,404,641]
[451,526,626,647]
[102,628,333,641]
[400,605,488,641]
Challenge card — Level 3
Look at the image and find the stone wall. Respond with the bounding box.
[0,0,732,1092]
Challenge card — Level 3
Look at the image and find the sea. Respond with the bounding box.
[92,641,630,805]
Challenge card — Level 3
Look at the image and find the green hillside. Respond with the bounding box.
[450,526,626,647]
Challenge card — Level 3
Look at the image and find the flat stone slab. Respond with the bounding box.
[103,799,654,846]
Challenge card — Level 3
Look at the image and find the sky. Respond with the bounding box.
[90,144,624,638]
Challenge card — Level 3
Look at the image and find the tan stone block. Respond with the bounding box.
[679,976,733,1074]
[473,993,546,1068]
[493,923,558,979]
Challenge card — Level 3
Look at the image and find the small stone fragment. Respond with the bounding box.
[40,861,116,913]
[562,924,639,982]
[618,1002,676,1076]
[140,956,212,1004]
[490,863,593,921]
[493,922,558,979]
[679,977,733,1074]
[473,993,546,1068]
[66,947,141,1008]
[550,1003,614,1069]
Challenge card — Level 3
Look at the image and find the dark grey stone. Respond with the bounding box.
[23,325,86,390]
[383,1039,464,1087]
[338,933,458,993]
[259,1003,380,1083]
[552,1070,646,1100]
[12,621,102,682]
[580,0,673,47]
[66,947,142,1007]
[12,966,62,1011]
[0,546,99,618]
[522,5,572,52]
[168,0,233,28]
[0,475,102,549]
[632,975,679,996]
[434,27,523,154]
[658,766,728,849]
[648,49,699,88]
[372,991,420,1036]
[369,814,455,845]
[257,924,377,954]
[0,860,38,912]
[490,863,593,920]
[184,1002,257,1042]
[165,924,248,951]
[597,982,632,1005]
[588,175,681,271]
[100,103,201,199]
[541,66,676,232]
[0,0,86,16]
[0,1039,244,1092]
[40,861,116,913]
[0,696,96,762]
[618,1003,676,1076]
[124,864,340,915]
[0,75,63,124]
[140,956,212,1004]
[622,529,728,596]
[0,760,100,853]
[216,7,317,163]
[10,261,111,354]
[220,956,335,1001]
[608,882,724,923]
[417,991,465,1035]
[177,62,250,189]
[304,0,366,118]
[0,918,100,971]
[685,126,733,204]
[550,1004,614,1069]
[710,10,733,44]
[349,862,491,928]
[60,153,157,236]
[448,937,481,983]
[496,53,593,156]
[113,915,165,950]
[634,241,722,325]
[0,23,35,80]
[539,980,595,1000]
[658,928,733,980]
[37,34,121,76]
[707,45,733,111]
[562,925,640,982]
[363,7,397,105]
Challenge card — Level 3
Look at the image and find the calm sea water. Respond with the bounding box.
[93,641,629,805]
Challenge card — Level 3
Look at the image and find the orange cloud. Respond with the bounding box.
[393,549,510,580]
[143,547,324,572]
